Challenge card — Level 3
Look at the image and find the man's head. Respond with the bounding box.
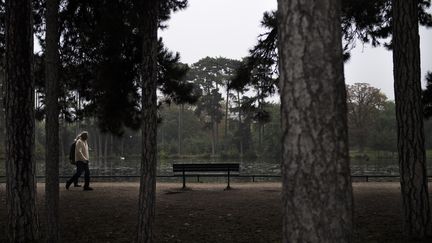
[80,131,88,141]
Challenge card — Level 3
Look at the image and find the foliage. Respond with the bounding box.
[347,83,387,151]
[423,72,432,119]
[231,1,432,89]
[341,0,432,51]
[158,40,200,106]
[189,57,240,129]
[368,101,397,152]
[23,0,196,135]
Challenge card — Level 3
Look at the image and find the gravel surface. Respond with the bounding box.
[1,182,431,242]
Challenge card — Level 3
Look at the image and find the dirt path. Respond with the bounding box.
[0,182,430,242]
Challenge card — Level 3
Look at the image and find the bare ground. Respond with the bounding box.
[0,182,431,242]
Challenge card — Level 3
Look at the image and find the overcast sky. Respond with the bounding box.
[159,0,432,101]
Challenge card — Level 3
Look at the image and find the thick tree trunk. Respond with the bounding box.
[45,0,60,242]
[392,0,432,238]
[137,0,158,242]
[5,0,40,241]
[0,61,4,151]
[278,0,353,242]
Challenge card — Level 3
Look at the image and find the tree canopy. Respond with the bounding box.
[0,0,197,135]
[230,1,432,92]
[423,72,432,119]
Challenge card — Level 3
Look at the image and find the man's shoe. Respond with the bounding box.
[74,184,82,187]
[83,187,93,191]
[65,181,71,190]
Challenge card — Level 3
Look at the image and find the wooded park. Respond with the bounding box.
[1,0,432,242]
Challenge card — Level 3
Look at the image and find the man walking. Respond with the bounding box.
[66,131,93,191]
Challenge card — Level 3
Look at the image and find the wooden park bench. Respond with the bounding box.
[173,163,240,190]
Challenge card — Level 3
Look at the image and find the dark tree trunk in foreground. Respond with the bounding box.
[278,0,353,242]
[392,0,432,238]
[45,0,60,242]
[0,60,4,146]
[5,0,39,241]
[137,0,158,242]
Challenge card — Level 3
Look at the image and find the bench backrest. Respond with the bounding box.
[173,163,240,172]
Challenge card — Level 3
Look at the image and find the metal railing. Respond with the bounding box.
[1,174,431,183]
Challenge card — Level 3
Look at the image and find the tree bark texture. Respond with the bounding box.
[278,0,353,242]
[5,0,40,241]
[137,0,158,242]
[392,0,432,238]
[45,0,60,242]
[0,61,5,148]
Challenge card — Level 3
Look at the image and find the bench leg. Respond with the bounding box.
[225,171,231,190]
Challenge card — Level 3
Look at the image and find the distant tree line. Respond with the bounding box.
[4,81,431,162]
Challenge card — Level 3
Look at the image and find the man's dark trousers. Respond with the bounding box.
[68,161,90,188]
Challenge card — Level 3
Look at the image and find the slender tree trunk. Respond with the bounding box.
[278,0,353,242]
[137,0,158,242]
[237,92,243,158]
[257,97,262,150]
[98,133,102,166]
[109,134,113,158]
[392,0,432,238]
[74,121,78,140]
[0,60,5,153]
[177,104,182,155]
[160,122,165,148]
[5,0,40,241]
[35,90,38,110]
[258,123,262,149]
[215,121,219,153]
[77,94,81,131]
[121,136,124,156]
[45,0,60,242]
[211,119,216,157]
[59,121,65,164]
[225,88,229,137]
[104,133,108,164]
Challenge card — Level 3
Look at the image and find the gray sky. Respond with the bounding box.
[159,0,432,101]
